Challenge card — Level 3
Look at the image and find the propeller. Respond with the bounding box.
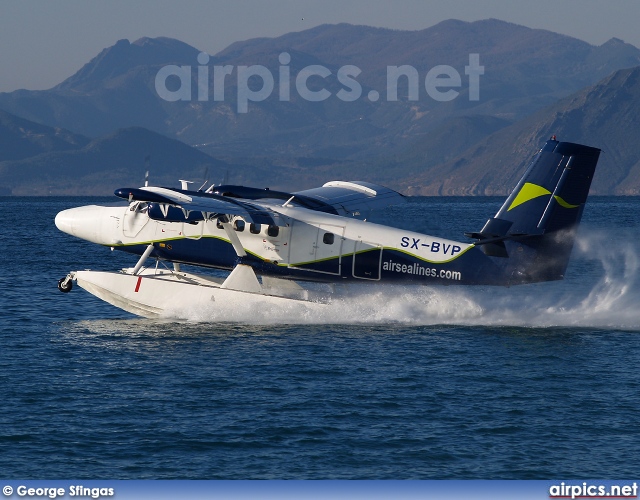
[197,167,209,192]
[144,155,151,187]
[129,155,151,221]
[205,168,230,193]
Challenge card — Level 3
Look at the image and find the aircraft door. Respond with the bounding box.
[313,224,344,275]
[183,219,204,239]
[288,221,344,275]
[287,220,318,265]
[353,241,382,280]
[261,222,289,264]
[123,202,150,237]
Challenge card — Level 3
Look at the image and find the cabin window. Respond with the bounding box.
[216,218,224,230]
[130,202,147,212]
[267,225,279,237]
[323,232,335,245]
[233,219,245,232]
[250,223,261,234]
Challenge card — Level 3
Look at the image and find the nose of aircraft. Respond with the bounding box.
[55,205,122,245]
[54,208,76,236]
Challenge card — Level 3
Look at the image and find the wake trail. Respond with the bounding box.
[168,230,640,329]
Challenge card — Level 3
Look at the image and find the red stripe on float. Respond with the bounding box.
[135,276,142,292]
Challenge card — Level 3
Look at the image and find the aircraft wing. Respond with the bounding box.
[114,187,277,225]
[293,181,406,217]
[116,180,405,224]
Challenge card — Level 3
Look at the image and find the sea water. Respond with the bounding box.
[1,196,639,478]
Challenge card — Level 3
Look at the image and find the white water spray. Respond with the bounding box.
[162,230,639,329]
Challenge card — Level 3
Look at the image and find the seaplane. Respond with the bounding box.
[55,138,600,318]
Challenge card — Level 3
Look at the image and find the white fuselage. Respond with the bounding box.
[55,201,474,284]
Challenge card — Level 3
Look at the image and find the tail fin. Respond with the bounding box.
[468,139,601,283]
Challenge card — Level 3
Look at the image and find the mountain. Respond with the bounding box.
[2,22,640,196]
[0,126,234,195]
[56,37,200,92]
[398,66,640,195]
[0,109,89,161]
[0,37,201,139]
[338,114,512,184]
[1,20,639,163]
[0,97,357,196]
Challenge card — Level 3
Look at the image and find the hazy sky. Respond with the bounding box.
[1,0,638,93]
